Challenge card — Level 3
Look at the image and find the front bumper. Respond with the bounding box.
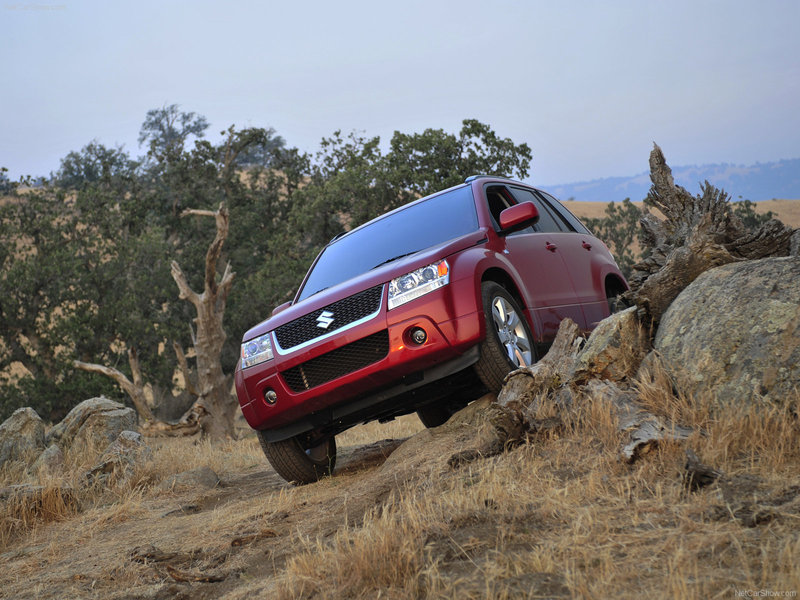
[234,278,481,434]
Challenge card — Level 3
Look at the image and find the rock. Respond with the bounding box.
[443,395,525,468]
[157,466,220,493]
[790,230,800,257]
[47,397,137,455]
[654,256,800,408]
[70,408,138,456]
[30,444,65,476]
[570,306,650,384]
[0,407,46,467]
[84,431,152,486]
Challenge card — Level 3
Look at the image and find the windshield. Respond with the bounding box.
[297,186,478,301]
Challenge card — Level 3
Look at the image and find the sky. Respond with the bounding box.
[1,0,798,186]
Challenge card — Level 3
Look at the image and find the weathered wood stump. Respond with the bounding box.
[623,144,796,325]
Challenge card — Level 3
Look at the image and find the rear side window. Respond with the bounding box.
[537,190,591,234]
[509,187,564,233]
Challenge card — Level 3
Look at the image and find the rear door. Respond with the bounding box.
[536,190,607,327]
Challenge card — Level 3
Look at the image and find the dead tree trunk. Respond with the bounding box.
[170,204,237,440]
[623,144,796,325]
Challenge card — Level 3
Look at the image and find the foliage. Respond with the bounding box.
[231,126,286,167]
[53,141,138,189]
[582,198,643,278]
[732,198,774,230]
[138,103,209,163]
[0,167,16,194]
[386,118,532,201]
[0,112,533,421]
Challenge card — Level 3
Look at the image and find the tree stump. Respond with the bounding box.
[623,144,796,325]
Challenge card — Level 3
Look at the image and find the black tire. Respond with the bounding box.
[474,282,536,392]
[257,432,336,485]
[417,403,453,428]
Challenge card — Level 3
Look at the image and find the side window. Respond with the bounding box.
[537,190,590,234]
[509,187,563,233]
[485,185,516,229]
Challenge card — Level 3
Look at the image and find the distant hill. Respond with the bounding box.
[545,158,800,203]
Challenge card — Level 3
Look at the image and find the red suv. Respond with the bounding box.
[235,176,627,484]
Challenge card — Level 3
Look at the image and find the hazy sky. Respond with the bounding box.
[2,0,798,185]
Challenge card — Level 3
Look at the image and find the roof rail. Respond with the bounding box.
[464,174,506,183]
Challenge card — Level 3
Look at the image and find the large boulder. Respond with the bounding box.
[0,407,46,467]
[654,256,800,407]
[47,397,137,456]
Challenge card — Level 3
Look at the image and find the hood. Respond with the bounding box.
[241,228,488,341]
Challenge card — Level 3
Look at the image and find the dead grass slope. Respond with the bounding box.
[1,382,798,599]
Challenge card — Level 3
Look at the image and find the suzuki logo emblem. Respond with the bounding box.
[316,310,335,329]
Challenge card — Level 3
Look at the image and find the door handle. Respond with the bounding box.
[582,241,592,250]
[545,242,557,252]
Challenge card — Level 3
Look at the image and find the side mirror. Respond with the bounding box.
[499,202,539,234]
[271,301,292,317]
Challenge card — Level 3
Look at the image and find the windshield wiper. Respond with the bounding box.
[371,250,421,270]
[306,286,329,298]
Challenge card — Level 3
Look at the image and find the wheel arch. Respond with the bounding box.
[603,273,628,298]
[478,266,542,344]
[480,266,526,309]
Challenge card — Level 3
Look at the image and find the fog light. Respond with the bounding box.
[264,389,278,405]
[410,327,427,345]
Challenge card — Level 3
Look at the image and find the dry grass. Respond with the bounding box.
[1,394,799,599]
[270,388,800,599]
[566,198,800,230]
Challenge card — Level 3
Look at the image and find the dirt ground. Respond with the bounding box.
[2,398,798,599]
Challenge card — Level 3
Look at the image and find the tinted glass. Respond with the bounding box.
[298,186,479,301]
[538,190,590,234]
[509,188,563,233]
[485,185,532,233]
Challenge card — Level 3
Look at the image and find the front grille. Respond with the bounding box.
[275,285,384,351]
[281,330,390,392]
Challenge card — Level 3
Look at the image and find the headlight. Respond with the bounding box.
[241,333,274,369]
[388,260,449,310]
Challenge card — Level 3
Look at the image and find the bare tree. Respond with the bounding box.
[75,203,237,440]
[169,204,237,439]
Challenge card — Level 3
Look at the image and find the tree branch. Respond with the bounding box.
[170,260,200,307]
[73,359,156,423]
[178,204,231,297]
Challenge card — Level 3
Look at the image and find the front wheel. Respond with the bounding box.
[257,432,336,485]
[474,282,536,392]
[417,403,454,428]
